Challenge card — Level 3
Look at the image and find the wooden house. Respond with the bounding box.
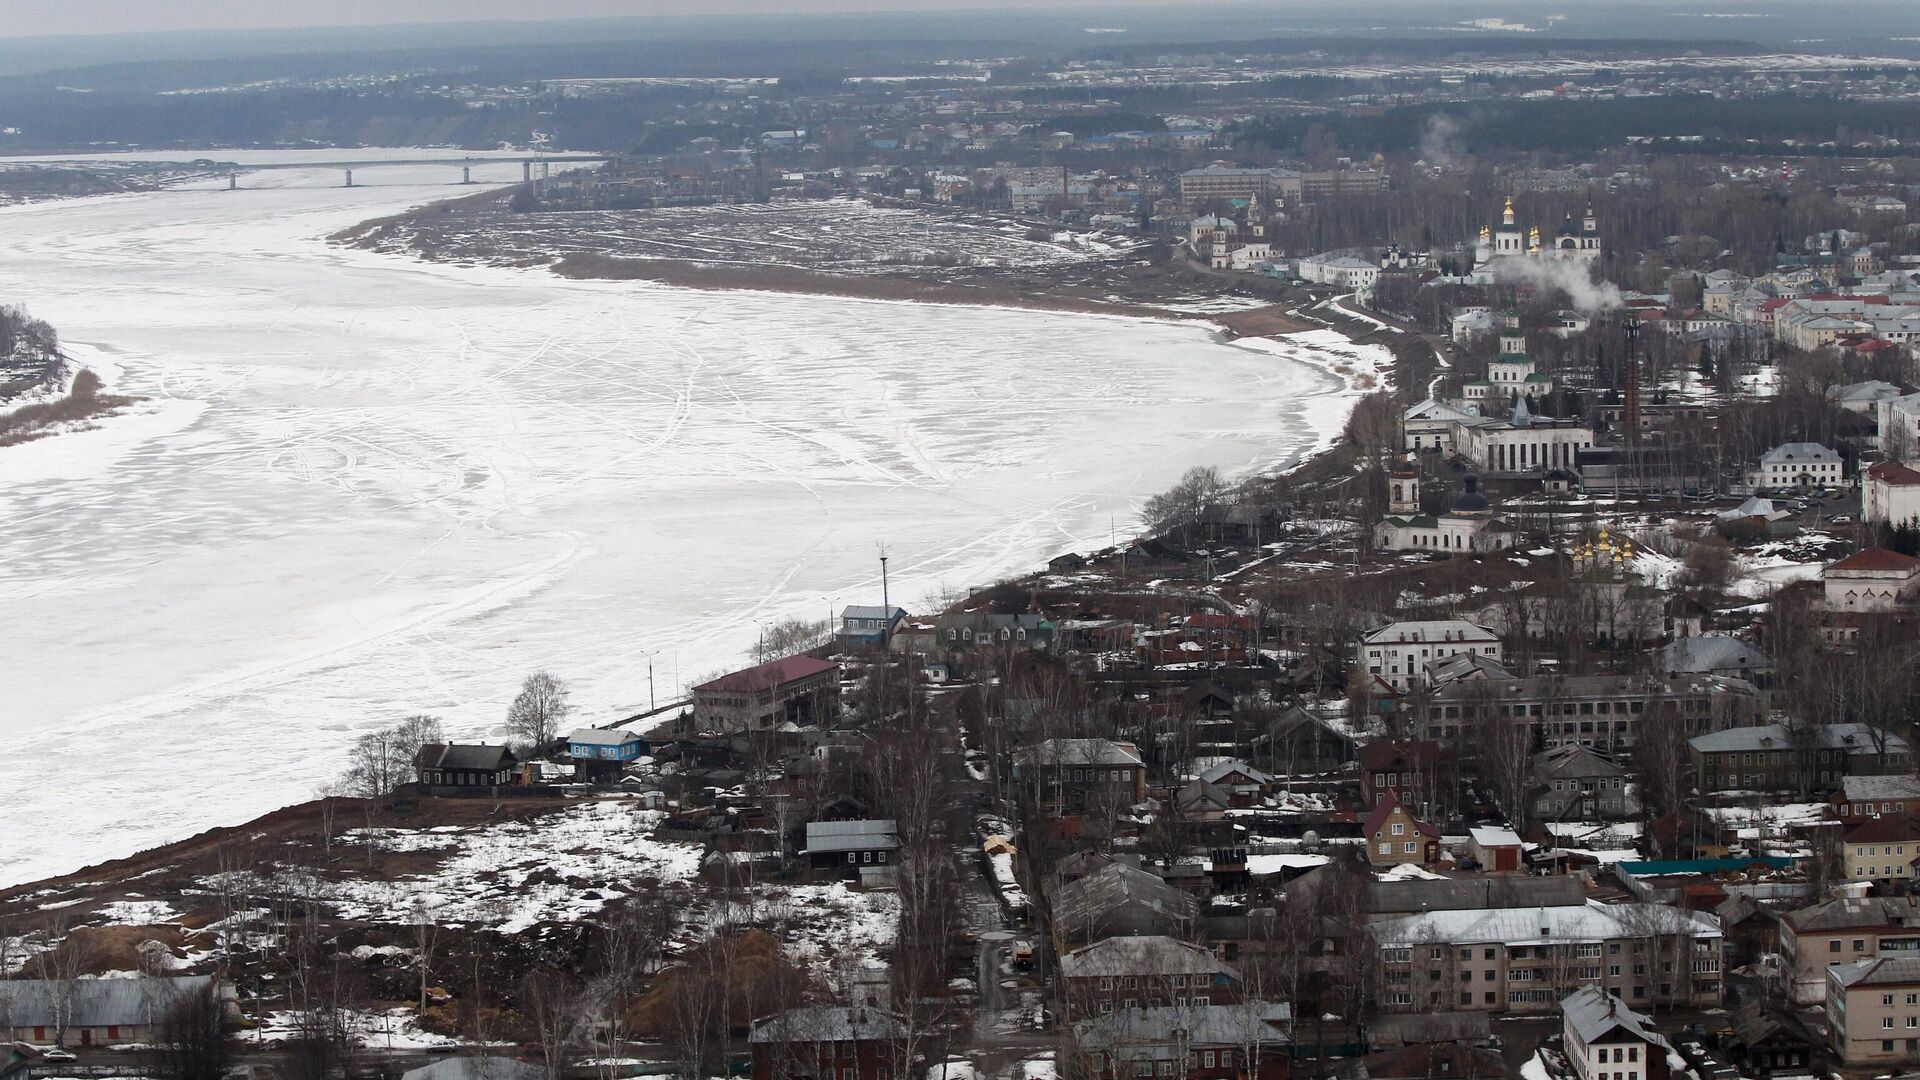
[415,744,520,794]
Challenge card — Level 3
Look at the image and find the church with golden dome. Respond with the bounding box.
[1473,197,1602,267]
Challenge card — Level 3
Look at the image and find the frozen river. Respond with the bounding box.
[0,151,1371,887]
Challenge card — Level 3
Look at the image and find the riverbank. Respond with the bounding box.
[338,186,1316,331]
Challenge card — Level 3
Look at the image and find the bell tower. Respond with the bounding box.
[1500,311,1527,357]
[1389,460,1420,514]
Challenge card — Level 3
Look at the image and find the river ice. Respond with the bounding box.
[0,151,1365,887]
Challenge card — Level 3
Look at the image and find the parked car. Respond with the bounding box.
[40,1050,77,1064]
[1832,515,1853,524]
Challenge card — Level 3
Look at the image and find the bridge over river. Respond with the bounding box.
[208,153,614,188]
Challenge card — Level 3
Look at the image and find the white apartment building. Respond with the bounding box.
[1563,987,1678,1080]
[1757,442,1842,490]
[1866,461,1920,526]
[1360,620,1502,694]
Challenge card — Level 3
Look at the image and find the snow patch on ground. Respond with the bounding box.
[321,801,701,932]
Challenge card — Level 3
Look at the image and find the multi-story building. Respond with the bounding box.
[1690,722,1909,794]
[1403,397,1488,454]
[1844,814,1920,887]
[1827,956,1920,1065]
[1422,673,1765,752]
[1372,901,1723,1015]
[1778,895,1920,1005]
[691,655,840,733]
[1562,986,1675,1080]
[1300,167,1385,200]
[1358,620,1502,695]
[1072,1003,1292,1080]
[1531,745,1637,821]
[1358,739,1451,809]
[1756,442,1843,490]
[1865,460,1920,527]
[1011,738,1147,812]
[1060,936,1241,1019]
[1178,166,1293,206]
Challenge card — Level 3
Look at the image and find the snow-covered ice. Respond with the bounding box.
[0,151,1354,887]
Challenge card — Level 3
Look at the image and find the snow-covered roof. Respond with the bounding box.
[1842,774,1920,802]
[403,1061,546,1080]
[1362,619,1500,645]
[1015,738,1144,768]
[567,727,641,747]
[1760,442,1839,464]
[1469,826,1524,848]
[0,975,221,1028]
[1688,722,1904,755]
[1060,935,1239,979]
[1373,900,1720,948]
[749,1006,909,1044]
[1562,985,1675,1052]
[1657,635,1769,674]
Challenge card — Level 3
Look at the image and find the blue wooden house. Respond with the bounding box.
[837,605,907,649]
[567,727,647,780]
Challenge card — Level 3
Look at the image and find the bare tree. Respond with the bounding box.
[313,782,344,857]
[1143,466,1227,549]
[521,967,581,1080]
[341,726,409,866]
[507,671,572,754]
[411,898,442,1016]
[31,915,94,1046]
[756,616,832,662]
[152,981,234,1080]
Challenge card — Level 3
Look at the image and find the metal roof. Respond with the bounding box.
[430,744,516,772]
[0,975,218,1028]
[1060,935,1239,980]
[804,819,899,853]
[401,1059,547,1080]
[749,1006,907,1044]
[1373,901,1720,949]
[1562,985,1674,1051]
[566,727,640,747]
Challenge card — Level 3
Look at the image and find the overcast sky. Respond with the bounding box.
[5,0,1196,39]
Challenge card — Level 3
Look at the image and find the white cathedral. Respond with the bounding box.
[1474,197,1601,266]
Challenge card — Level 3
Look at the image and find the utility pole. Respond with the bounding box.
[879,548,891,648]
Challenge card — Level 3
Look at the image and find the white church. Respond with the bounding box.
[1474,197,1602,267]
[1373,465,1514,554]
[1459,314,1555,407]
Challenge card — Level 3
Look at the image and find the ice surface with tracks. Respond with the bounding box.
[0,150,1372,887]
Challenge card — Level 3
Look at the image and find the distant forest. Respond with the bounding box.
[8,83,1920,161]
[1233,95,1920,159]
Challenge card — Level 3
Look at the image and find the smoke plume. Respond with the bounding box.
[1490,257,1623,315]
[1419,113,1465,169]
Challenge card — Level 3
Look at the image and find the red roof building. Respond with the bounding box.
[692,655,840,733]
[1823,548,1920,615]
[1865,461,1920,528]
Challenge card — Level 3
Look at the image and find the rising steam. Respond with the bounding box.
[1489,257,1623,315]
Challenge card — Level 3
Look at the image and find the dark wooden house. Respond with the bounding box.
[415,744,519,794]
